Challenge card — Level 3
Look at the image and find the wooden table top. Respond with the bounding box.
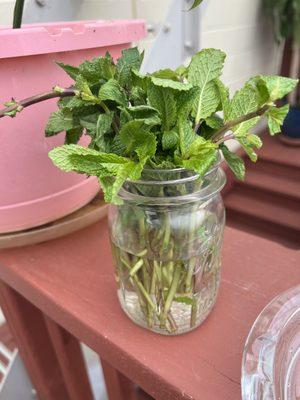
[0,220,299,400]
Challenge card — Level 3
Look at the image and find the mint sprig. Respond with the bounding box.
[44,48,298,202]
[0,47,298,204]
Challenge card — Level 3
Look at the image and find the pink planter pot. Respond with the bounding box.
[0,20,145,233]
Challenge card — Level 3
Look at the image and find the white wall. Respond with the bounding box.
[0,0,281,92]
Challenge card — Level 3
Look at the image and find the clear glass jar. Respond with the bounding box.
[108,158,226,335]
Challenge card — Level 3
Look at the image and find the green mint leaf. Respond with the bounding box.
[177,136,217,175]
[58,96,87,110]
[119,105,161,126]
[79,112,99,131]
[111,161,144,204]
[266,104,290,135]
[177,87,200,118]
[65,127,83,144]
[151,69,180,80]
[116,47,144,87]
[229,80,266,136]
[151,76,192,91]
[49,144,129,175]
[234,117,261,137]
[45,109,80,136]
[221,144,245,180]
[237,134,262,162]
[259,76,298,101]
[162,130,178,150]
[175,65,187,77]
[75,75,99,103]
[205,114,223,129]
[56,62,79,80]
[215,79,230,120]
[148,85,177,131]
[98,79,127,106]
[178,117,197,157]
[188,49,226,122]
[95,112,114,150]
[119,120,157,162]
[189,0,203,10]
[78,53,115,83]
[186,136,217,158]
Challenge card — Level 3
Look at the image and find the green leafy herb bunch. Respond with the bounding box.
[3,47,297,204]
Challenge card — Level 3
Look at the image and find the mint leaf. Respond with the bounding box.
[178,118,197,157]
[79,112,99,131]
[215,79,230,120]
[45,109,79,136]
[98,79,127,106]
[221,145,245,180]
[177,134,217,175]
[95,112,114,150]
[151,76,192,91]
[120,105,161,126]
[56,62,79,80]
[205,114,223,129]
[76,75,99,103]
[229,81,265,137]
[266,104,289,135]
[259,76,298,101]
[238,134,262,162]
[49,145,129,174]
[65,127,83,144]
[79,53,115,83]
[188,49,226,122]
[189,0,203,10]
[162,130,178,150]
[148,85,177,131]
[119,120,157,162]
[116,47,144,87]
[152,69,180,80]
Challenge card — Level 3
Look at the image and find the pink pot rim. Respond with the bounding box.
[0,19,146,59]
[0,176,99,211]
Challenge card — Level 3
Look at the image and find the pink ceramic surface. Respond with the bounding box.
[0,20,146,233]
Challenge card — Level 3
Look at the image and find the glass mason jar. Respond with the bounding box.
[108,157,226,335]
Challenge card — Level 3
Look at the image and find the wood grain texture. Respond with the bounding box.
[0,220,299,400]
[101,359,139,400]
[45,316,94,400]
[0,283,69,399]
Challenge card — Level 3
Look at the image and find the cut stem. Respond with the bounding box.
[13,0,25,29]
[211,104,270,143]
[0,89,76,119]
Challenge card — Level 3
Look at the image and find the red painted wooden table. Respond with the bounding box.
[0,219,299,400]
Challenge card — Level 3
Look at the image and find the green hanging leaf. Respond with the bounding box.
[56,62,80,80]
[266,104,290,135]
[259,76,298,101]
[148,84,177,131]
[221,144,245,180]
[45,109,80,136]
[188,49,226,122]
[119,120,157,162]
[98,79,127,106]
[116,47,144,87]
[151,76,192,91]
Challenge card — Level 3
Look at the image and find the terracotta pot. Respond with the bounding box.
[0,20,145,233]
